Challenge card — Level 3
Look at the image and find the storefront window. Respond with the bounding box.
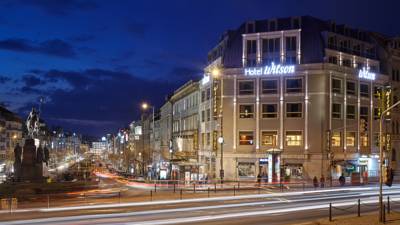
[261,131,277,147]
[238,162,255,177]
[361,134,368,147]
[346,132,356,147]
[286,131,302,146]
[332,132,341,147]
[239,131,254,145]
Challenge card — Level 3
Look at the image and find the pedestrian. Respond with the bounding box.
[313,176,318,189]
[257,173,261,186]
[320,175,325,188]
[339,174,345,187]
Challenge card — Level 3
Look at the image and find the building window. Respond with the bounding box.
[332,103,342,119]
[239,131,254,145]
[238,80,254,95]
[261,79,278,94]
[374,108,380,120]
[286,103,302,118]
[360,134,368,147]
[261,104,278,118]
[239,105,254,118]
[342,59,352,67]
[347,105,356,119]
[332,132,341,147]
[201,110,205,122]
[360,106,368,120]
[286,131,302,146]
[201,90,206,102]
[286,36,297,51]
[238,162,256,178]
[347,81,356,95]
[332,78,342,93]
[207,109,211,121]
[206,88,211,100]
[246,40,257,54]
[261,131,278,147]
[328,56,338,64]
[206,133,211,145]
[360,83,369,97]
[262,38,280,54]
[286,78,302,93]
[346,132,356,147]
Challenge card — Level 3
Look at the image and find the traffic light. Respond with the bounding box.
[360,118,367,133]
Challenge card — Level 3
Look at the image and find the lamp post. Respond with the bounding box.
[379,100,400,222]
[141,102,155,179]
[218,136,224,183]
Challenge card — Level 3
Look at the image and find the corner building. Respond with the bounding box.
[202,16,391,181]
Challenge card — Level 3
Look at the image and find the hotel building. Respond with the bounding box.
[201,16,395,181]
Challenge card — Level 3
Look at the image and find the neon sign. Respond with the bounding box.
[244,62,295,76]
[358,67,376,80]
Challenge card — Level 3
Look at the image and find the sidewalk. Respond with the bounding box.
[297,212,400,225]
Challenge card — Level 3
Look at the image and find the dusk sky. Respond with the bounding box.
[0,0,399,137]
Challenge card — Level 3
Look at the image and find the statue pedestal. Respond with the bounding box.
[20,138,44,182]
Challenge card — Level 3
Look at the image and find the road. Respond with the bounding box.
[2,185,400,225]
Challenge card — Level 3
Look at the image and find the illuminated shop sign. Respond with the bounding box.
[244,63,295,76]
[358,67,376,80]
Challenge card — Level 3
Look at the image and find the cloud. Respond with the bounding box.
[0,76,11,84]
[0,38,76,58]
[22,75,43,87]
[18,68,183,136]
[18,0,98,15]
[167,66,202,82]
[126,22,148,37]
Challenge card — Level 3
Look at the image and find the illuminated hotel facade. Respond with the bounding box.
[199,16,397,181]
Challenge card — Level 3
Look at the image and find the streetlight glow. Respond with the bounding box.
[141,102,149,110]
[211,68,220,78]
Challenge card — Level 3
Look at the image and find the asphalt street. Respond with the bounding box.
[1,185,400,225]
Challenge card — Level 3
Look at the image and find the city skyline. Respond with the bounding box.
[1,0,400,137]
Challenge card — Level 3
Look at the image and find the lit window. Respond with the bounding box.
[261,131,278,147]
[261,79,278,94]
[332,78,341,93]
[239,131,254,145]
[286,131,302,146]
[360,133,368,147]
[239,105,254,118]
[238,80,254,95]
[346,132,356,147]
[286,78,302,93]
[332,103,341,119]
[332,132,341,147]
[261,104,278,118]
[286,103,302,118]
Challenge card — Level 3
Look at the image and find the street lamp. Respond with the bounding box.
[141,102,155,179]
[379,99,400,222]
[218,136,224,183]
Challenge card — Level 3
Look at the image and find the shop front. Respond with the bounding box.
[267,149,282,182]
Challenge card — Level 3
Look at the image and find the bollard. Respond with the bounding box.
[233,185,236,196]
[150,190,153,201]
[388,196,391,214]
[383,204,386,223]
[47,195,50,209]
[358,199,360,217]
[180,189,183,200]
[214,183,217,193]
[329,203,332,221]
[193,183,196,193]
[208,187,210,198]
[173,183,176,193]
[154,184,157,193]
